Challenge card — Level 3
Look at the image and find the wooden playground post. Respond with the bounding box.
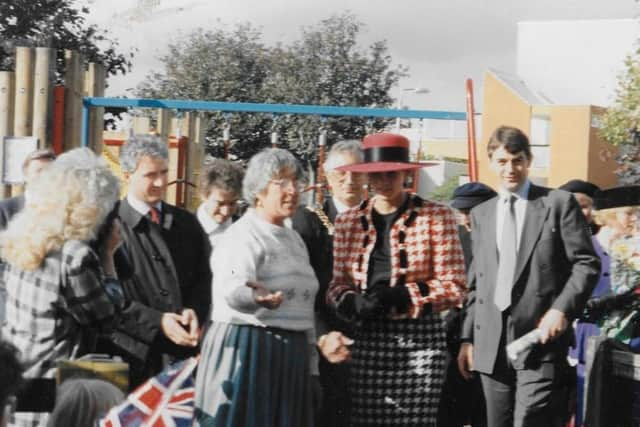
[85,62,106,153]
[0,71,15,199]
[64,50,84,150]
[12,47,34,195]
[32,47,53,149]
[185,112,205,210]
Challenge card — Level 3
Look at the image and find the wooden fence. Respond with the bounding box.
[0,46,205,209]
[0,46,106,199]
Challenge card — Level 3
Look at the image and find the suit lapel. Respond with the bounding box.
[514,185,549,282]
[477,198,499,273]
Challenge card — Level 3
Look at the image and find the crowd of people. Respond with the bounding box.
[0,125,638,427]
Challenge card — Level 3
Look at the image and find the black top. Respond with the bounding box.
[367,197,409,292]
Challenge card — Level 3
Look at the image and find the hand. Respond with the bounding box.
[457,342,474,380]
[538,308,568,344]
[180,308,200,342]
[247,281,283,310]
[161,312,198,347]
[374,284,411,314]
[336,292,384,321]
[317,331,354,364]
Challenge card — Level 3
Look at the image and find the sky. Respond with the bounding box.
[83,0,639,113]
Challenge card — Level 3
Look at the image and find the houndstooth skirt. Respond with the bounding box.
[349,314,447,427]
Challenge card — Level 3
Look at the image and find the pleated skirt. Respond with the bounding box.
[349,314,448,427]
[194,322,313,427]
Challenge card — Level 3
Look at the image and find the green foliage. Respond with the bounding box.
[136,13,407,164]
[0,0,133,79]
[427,174,461,202]
[600,47,640,184]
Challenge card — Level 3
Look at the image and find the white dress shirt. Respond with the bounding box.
[496,180,530,253]
[196,203,232,251]
[126,193,162,217]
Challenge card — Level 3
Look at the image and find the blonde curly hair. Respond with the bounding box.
[1,148,120,271]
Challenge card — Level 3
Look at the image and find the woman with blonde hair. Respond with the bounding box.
[1,147,123,426]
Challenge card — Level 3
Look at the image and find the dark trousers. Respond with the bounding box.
[317,356,351,427]
[480,333,565,427]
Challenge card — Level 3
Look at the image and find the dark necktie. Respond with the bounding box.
[494,195,517,311]
[149,206,161,225]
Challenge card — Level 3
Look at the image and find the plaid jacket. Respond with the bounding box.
[2,240,118,426]
[327,194,466,318]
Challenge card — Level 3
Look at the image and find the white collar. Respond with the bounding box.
[498,179,530,201]
[196,203,231,234]
[127,193,162,217]
[333,197,356,214]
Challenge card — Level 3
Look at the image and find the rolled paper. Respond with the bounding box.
[506,329,542,361]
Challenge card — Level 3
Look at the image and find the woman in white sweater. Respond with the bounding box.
[194,148,319,427]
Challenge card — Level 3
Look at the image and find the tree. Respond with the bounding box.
[0,0,133,78]
[600,47,640,184]
[136,13,407,164]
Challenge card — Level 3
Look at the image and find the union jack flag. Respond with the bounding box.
[99,357,198,427]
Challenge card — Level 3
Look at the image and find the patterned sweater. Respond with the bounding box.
[327,194,466,318]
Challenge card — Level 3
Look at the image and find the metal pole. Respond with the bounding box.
[465,78,478,181]
[316,128,327,206]
[81,101,90,148]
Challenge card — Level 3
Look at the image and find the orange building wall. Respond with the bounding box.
[546,106,591,188]
[478,72,532,189]
[587,106,619,189]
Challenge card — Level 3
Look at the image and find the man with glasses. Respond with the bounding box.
[292,139,365,427]
[196,158,244,254]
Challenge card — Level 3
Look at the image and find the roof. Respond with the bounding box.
[488,68,554,106]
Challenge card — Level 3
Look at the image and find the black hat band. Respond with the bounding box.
[364,146,410,163]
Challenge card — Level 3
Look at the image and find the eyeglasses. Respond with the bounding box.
[269,178,304,192]
[207,199,241,211]
[328,170,365,182]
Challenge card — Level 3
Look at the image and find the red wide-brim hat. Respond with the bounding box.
[336,132,432,173]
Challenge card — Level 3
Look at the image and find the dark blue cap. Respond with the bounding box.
[450,182,497,210]
[558,179,600,198]
[593,186,640,210]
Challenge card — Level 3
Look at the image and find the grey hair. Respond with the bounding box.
[47,379,124,427]
[199,157,244,198]
[323,140,363,172]
[243,148,304,207]
[119,134,169,173]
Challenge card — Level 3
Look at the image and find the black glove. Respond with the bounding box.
[374,284,412,314]
[336,292,384,321]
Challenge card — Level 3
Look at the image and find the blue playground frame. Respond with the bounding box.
[81,97,467,147]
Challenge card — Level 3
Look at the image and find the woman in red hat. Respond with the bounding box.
[326,133,466,426]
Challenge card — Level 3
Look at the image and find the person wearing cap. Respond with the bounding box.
[326,132,466,426]
[582,186,640,426]
[457,126,600,427]
[559,179,606,427]
[438,182,496,427]
[450,182,498,269]
[0,148,56,230]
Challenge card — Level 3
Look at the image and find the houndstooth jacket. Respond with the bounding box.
[327,194,467,318]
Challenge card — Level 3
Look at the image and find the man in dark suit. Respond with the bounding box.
[457,126,600,427]
[0,148,56,229]
[291,139,364,427]
[108,135,211,387]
